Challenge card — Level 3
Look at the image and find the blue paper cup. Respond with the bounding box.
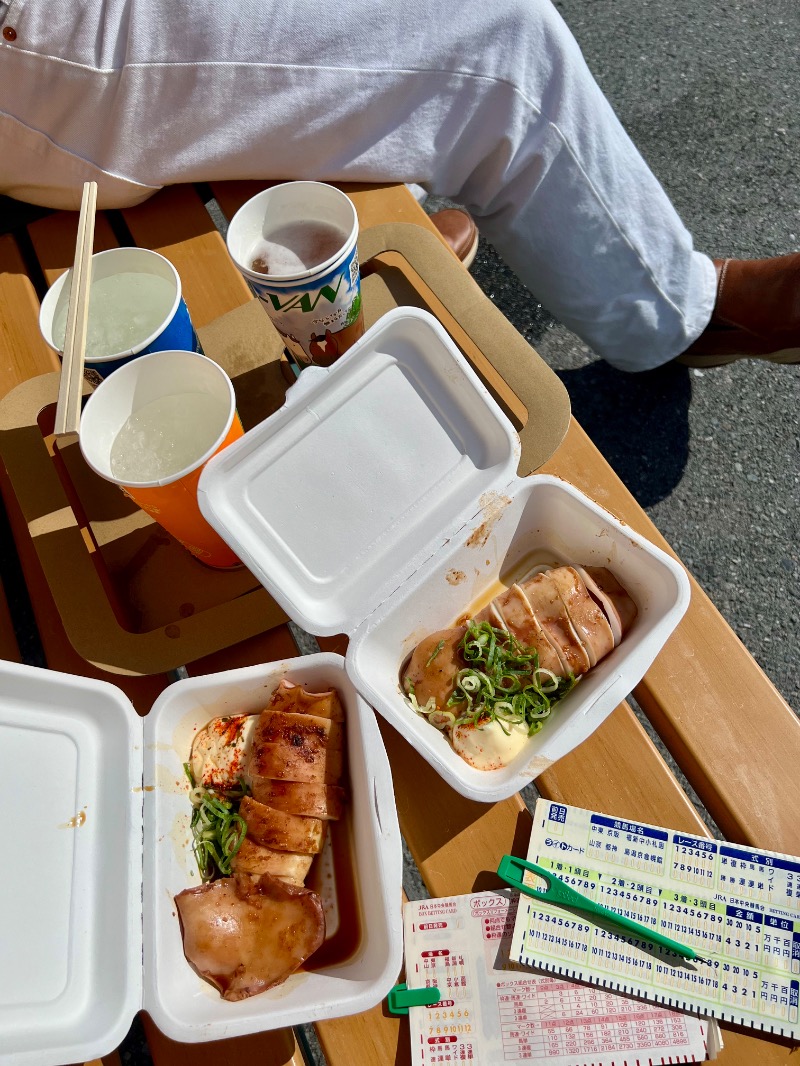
[226,182,364,368]
[39,247,199,378]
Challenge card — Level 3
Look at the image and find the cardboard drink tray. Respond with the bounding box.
[0,224,571,676]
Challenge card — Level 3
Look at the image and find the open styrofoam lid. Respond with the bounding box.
[198,307,520,636]
[0,661,142,1066]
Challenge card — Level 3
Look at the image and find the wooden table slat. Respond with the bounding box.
[70,1054,121,1066]
[314,667,797,1065]
[141,1013,309,1066]
[121,185,252,328]
[375,701,706,904]
[316,1001,407,1066]
[0,233,60,396]
[28,209,120,285]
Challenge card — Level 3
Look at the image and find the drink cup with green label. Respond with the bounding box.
[226,182,364,368]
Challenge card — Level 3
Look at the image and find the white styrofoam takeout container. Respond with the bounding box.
[0,654,402,1065]
[197,307,691,804]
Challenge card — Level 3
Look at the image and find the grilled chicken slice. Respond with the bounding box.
[249,709,342,783]
[573,565,621,645]
[473,601,506,628]
[175,871,325,1001]
[255,709,342,749]
[548,566,614,667]
[491,584,567,675]
[582,566,638,637]
[402,564,636,736]
[404,626,467,712]
[250,779,345,820]
[231,837,314,885]
[266,678,345,721]
[522,571,591,676]
[240,796,326,855]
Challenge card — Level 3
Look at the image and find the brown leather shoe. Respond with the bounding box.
[677,253,800,366]
[429,208,479,268]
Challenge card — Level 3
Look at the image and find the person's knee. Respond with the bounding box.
[415,0,573,84]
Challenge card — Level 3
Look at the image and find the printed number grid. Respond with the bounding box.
[512,802,800,1036]
[497,980,692,1061]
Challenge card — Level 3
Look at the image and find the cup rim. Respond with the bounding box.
[226,181,359,284]
[38,247,183,363]
[78,349,237,489]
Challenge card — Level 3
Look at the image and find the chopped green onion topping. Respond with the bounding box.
[403,619,577,740]
[444,620,577,735]
[426,639,447,667]
[183,763,248,882]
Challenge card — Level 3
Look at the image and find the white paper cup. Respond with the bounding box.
[39,247,199,377]
[79,350,243,568]
[226,182,364,368]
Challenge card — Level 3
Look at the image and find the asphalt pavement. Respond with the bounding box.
[431,0,799,714]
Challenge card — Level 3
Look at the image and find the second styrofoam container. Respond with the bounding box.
[0,655,402,1063]
[198,307,690,804]
[144,653,403,1041]
[347,475,688,801]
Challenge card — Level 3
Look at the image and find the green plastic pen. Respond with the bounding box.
[497,854,708,963]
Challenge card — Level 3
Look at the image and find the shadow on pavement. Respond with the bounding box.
[556,360,692,508]
[466,236,692,510]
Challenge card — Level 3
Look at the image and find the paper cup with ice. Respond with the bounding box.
[226,181,364,368]
[79,349,243,568]
[39,247,198,378]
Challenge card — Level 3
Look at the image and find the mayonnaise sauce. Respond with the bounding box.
[451,718,531,770]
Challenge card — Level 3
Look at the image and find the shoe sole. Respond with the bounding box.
[677,346,800,368]
[461,231,479,270]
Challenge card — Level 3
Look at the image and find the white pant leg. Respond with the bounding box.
[0,0,715,369]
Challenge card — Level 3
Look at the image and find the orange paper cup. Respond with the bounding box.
[79,349,243,568]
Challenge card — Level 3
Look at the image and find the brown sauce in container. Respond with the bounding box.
[304,809,362,970]
[454,549,557,625]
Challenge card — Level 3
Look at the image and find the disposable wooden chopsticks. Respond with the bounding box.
[54,180,98,439]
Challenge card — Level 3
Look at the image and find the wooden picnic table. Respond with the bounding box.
[1,180,799,1066]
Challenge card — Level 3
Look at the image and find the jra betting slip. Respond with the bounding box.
[510,800,800,1038]
[403,889,716,1065]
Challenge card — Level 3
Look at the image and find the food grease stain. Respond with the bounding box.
[465,492,511,549]
[59,808,87,829]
